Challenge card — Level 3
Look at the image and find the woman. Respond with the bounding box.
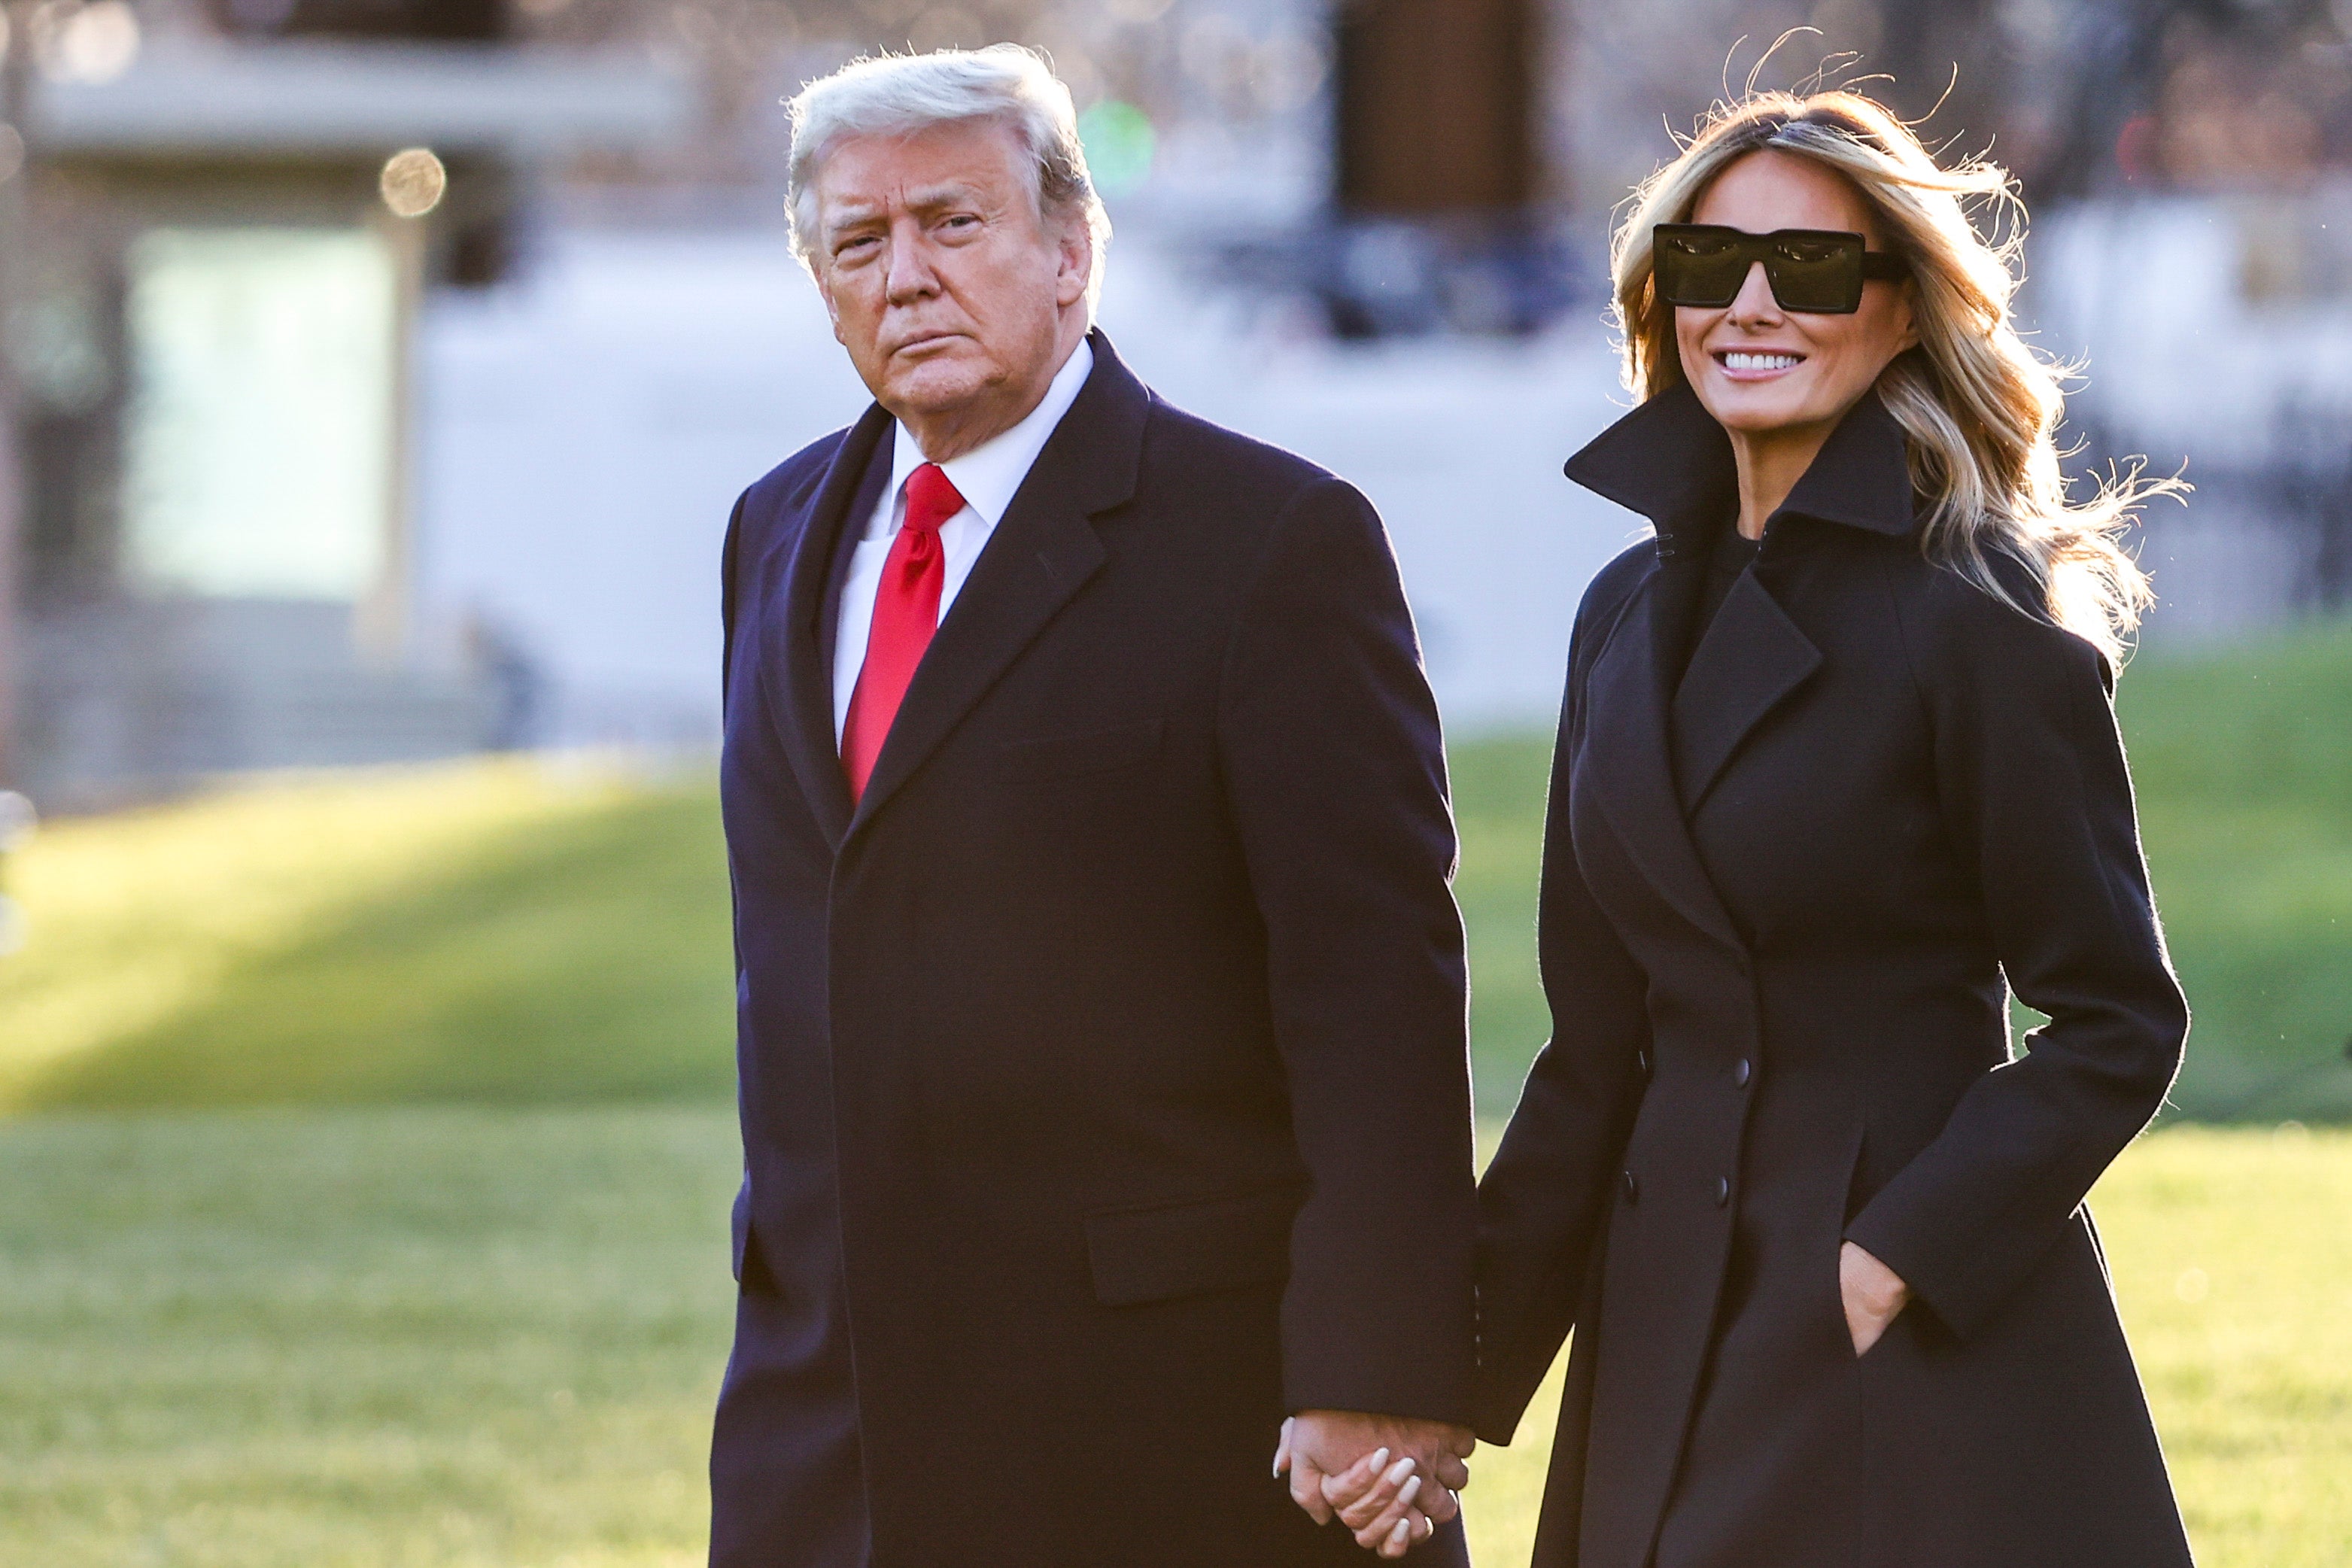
[1336,90,2193,1566]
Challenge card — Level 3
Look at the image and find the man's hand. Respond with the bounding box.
[1274,1409,1472,1556]
[1840,1239,1910,1357]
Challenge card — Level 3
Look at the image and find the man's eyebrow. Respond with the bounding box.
[901,181,991,213]
[825,180,990,225]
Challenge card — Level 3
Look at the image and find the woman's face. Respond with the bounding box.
[1674,149,1918,439]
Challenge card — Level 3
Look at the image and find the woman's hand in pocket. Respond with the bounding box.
[1840,1240,1910,1357]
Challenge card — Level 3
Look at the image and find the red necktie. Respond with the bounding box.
[841,461,965,801]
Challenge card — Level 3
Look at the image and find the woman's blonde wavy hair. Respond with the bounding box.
[1612,89,2172,662]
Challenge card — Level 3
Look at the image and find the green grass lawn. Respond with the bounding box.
[0,1108,737,1568]
[0,1109,2342,1568]
[2114,624,2352,1120]
[0,758,736,1112]
[0,624,2346,1564]
[2,626,2344,1119]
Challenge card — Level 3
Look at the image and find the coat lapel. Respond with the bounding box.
[1563,383,1917,940]
[1580,566,1748,957]
[1566,387,1746,956]
[845,330,1146,837]
[1671,570,1822,811]
[763,403,892,849]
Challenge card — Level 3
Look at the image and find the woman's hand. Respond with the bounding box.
[1840,1240,1910,1357]
[1309,1436,1445,1557]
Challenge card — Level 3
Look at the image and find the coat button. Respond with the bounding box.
[1715,1176,1732,1207]
[1734,1058,1752,1087]
[1621,1170,1640,1204]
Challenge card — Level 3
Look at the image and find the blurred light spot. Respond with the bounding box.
[2174,1266,2208,1303]
[43,0,141,84]
[1103,0,1174,21]
[0,896,24,958]
[380,147,448,219]
[1078,100,1154,198]
[2274,1118,2311,1144]
[0,8,11,66]
[0,124,23,185]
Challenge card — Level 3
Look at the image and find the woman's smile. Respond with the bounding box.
[1710,348,1808,380]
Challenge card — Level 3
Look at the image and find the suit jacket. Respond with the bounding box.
[712,331,1478,1568]
[1474,387,2193,1568]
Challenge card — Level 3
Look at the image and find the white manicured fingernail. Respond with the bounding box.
[1399,1474,1423,1508]
[1369,1447,1388,1472]
[1386,1455,1416,1484]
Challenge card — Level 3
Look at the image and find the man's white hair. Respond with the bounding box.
[787,45,1111,312]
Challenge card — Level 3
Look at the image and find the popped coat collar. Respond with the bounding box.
[763,327,1146,850]
[1551,382,1921,980]
[1563,381,1918,554]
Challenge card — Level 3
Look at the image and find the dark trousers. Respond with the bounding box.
[712,1272,1474,1568]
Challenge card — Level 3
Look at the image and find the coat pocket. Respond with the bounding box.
[986,719,1163,782]
[1834,1126,1890,1362]
[1084,1182,1302,1307]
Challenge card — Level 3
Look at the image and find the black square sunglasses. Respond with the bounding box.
[1652,223,1910,315]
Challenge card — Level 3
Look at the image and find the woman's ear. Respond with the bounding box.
[1893,279,1922,355]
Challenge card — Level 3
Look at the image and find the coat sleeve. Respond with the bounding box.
[1469,564,1653,1444]
[1215,476,1478,1427]
[720,487,749,714]
[719,484,752,1283]
[1844,580,2188,1338]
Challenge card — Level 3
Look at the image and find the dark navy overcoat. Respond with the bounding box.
[1474,387,2195,1568]
[711,333,1478,1568]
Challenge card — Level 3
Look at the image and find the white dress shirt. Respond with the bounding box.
[831,339,1095,742]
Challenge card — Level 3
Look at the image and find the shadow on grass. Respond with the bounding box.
[18,789,737,1111]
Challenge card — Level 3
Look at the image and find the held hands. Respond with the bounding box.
[1275,1410,1473,1558]
[1840,1239,1911,1357]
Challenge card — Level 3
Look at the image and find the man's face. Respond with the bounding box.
[810,118,1089,443]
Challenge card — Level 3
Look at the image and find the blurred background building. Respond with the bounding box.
[5,0,2352,806]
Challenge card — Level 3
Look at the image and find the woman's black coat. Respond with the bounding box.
[1474,387,2194,1568]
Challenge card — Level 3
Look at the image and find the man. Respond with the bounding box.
[711,44,1477,1567]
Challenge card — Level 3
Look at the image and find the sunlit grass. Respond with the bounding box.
[0,1111,2340,1568]
[0,628,2344,1566]
[2,626,2344,1120]
[0,1108,737,1568]
[2116,624,2352,1120]
[0,758,734,1111]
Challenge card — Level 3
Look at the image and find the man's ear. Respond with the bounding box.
[1054,214,1093,311]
